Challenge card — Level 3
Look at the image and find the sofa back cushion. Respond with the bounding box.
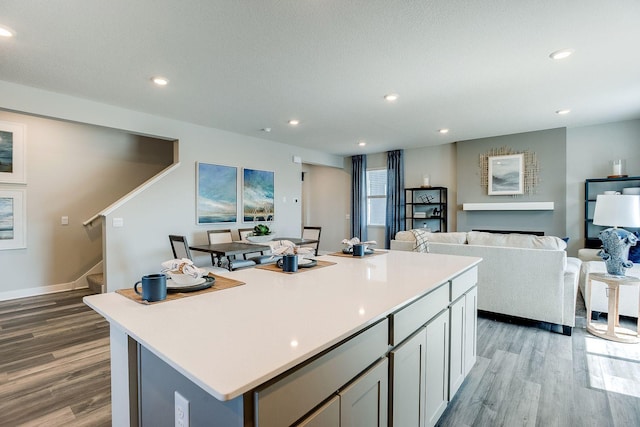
[467,231,566,250]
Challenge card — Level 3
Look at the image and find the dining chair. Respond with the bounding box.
[206,229,233,266]
[168,235,225,274]
[301,226,322,256]
[237,228,277,264]
[237,228,254,241]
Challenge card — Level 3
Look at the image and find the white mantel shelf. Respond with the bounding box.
[463,202,555,211]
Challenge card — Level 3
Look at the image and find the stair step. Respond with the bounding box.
[87,273,104,294]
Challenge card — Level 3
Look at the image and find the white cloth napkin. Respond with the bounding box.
[270,240,314,257]
[341,237,377,247]
[161,258,202,278]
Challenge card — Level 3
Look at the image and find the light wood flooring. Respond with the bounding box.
[0,289,110,427]
[438,292,640,427]
[1,289,639,426]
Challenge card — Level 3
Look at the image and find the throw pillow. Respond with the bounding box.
[629,232,640,263]
[411,229,430,253]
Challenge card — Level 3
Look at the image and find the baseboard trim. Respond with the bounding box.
[0,282,88,301]
[0,260,103,301]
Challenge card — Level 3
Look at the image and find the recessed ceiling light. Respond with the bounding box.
[358,140,366,147]
[384,93,399,102]
[556,109,571,115]
[0,25,15,38]
[549,49,574,60]
[438,128,449,134]
[151,76,169,86]
[288,119,300,126]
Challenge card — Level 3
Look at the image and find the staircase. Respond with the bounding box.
[86,273,105,294]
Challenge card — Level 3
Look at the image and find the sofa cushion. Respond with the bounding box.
[466,231,567,250]
[395,230,467,244]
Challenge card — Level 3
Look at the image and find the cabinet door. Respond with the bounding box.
[425,309,449,427]
[464,287,478,375]
[340,358,389,427]
[296,395,340,427]
[449,296,465,399]
[390,328,426,427]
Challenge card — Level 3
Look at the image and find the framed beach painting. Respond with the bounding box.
[196,162,238,224]
[0,120,26,184]
[488,154,524,195]
[242,168,274,222]
[0,186,27,250]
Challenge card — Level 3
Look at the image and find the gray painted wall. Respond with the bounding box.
[0,109,173,295]
[0,80,344,293]
[566,118,640,255]
[455,128,567,237]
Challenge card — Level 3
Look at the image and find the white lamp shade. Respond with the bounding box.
[593,194,640,227]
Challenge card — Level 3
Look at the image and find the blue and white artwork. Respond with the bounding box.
[243,168,274,222]
[0,187,26,250]
[197,162,237,224]
[0,121,26,184]
[0,131,13,174]
[488,154,524,195]
[0,197,14,240]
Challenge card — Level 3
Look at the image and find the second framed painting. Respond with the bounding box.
[243,168,274,222]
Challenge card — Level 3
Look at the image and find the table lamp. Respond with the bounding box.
[593,194,640,276]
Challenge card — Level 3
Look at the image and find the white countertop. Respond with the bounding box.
[84,250,480,401]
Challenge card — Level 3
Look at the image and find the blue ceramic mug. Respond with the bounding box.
[352,243,365,257]
[277,254,298,272]
[134,273,167,302]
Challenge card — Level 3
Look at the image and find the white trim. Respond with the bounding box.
[0,282,88,301]
[83,162,181,226]
[463,202,554,211]
[0,260,102,301]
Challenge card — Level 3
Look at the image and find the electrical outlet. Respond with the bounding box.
[175,391,189,427]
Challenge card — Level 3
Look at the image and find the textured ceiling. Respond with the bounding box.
[1,0,639,156]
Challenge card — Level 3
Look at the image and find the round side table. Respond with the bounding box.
[585,272,640,343]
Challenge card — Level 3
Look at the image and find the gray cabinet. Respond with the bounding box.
[449,286,477,399]
[340,358,389,427]
[390,328,426,426]
[297,396,340,427]
[425,309,450,427]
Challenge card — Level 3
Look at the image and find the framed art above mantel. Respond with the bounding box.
[488,153,524,195]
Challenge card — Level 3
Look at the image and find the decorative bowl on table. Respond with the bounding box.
[246,233,274,243]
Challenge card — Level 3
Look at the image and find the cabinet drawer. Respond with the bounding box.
[255,319,389,427]
[391,284,448,346]
[451,267,477,301]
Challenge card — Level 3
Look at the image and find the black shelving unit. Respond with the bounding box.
[405,187,448,232]
[584,176,640,248]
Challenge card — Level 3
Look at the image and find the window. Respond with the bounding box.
[367,169,387,226]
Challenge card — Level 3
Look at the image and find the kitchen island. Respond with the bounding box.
[84,250,481,427]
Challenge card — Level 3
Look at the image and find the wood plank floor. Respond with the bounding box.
[0,289,110,427]
[438,291,640,427]
[1,288,638,426]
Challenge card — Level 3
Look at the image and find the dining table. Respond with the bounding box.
[189,242,271,270]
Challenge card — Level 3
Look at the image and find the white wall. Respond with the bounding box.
[0,109,172,297]
[566,118,640,255]
[0,80,344,292]
[301,163,350,253]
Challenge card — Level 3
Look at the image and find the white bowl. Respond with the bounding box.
[247,234,274,243]
[167,271,201,285]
